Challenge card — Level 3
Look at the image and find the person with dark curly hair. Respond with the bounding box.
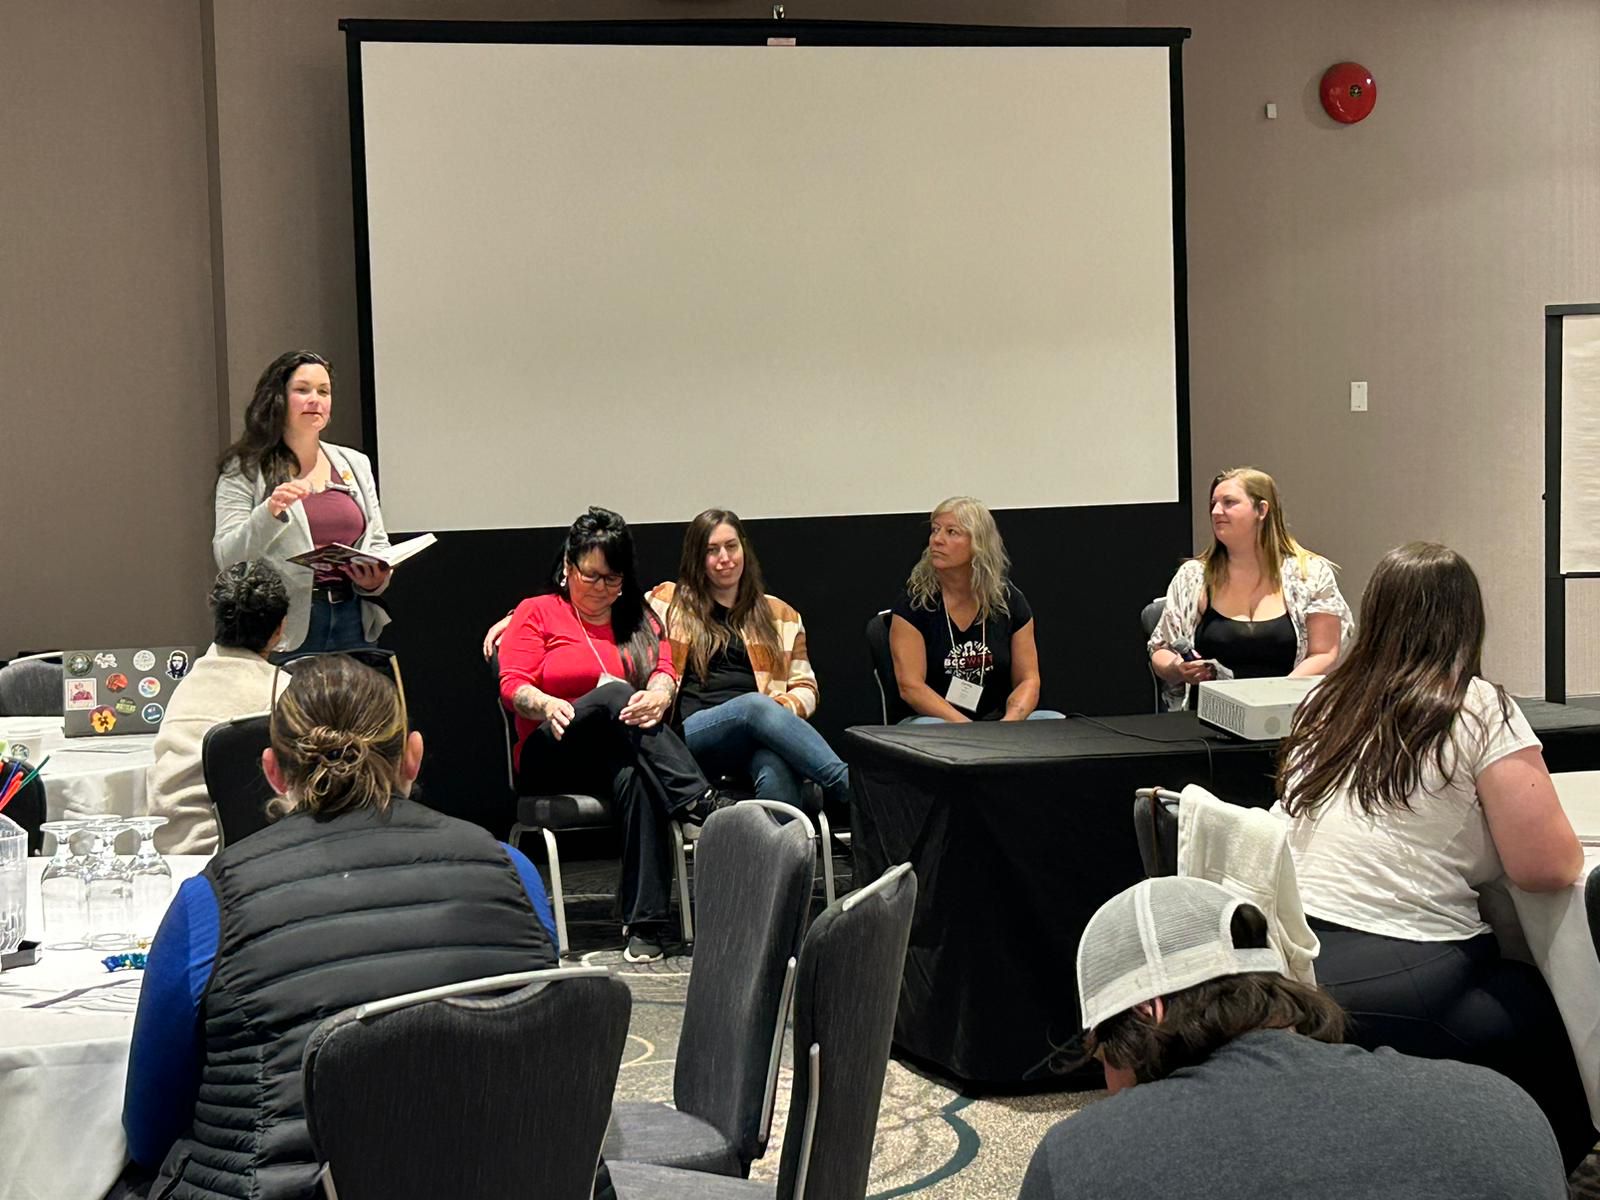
[144,560,290,853]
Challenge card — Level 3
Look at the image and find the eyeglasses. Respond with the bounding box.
[572,569,624,590]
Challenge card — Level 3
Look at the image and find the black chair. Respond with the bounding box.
[201,713,275,848]
[608,861,917,1200]
[303,967,630,1200]
[865,610,906,724]
[607,800,817,1177]
[0,653,63,717]
[1139,597,1166,712]
[1585,869,1600,964]
[6,774,45,855]
[1133,787,1181,877]
[491,652,693,955]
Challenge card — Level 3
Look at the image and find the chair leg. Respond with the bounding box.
[540,827,570,959]
[671,821,694,946]
[817,810,837,907]
[508,822,526,851]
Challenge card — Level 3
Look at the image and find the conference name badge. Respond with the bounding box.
[945,676,984,712]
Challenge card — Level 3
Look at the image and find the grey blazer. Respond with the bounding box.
[213,443,393,652]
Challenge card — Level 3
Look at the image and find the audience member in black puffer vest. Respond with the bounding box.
[122,653,557,1200]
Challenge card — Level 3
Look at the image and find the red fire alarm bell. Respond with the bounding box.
[1320,62,1376,124]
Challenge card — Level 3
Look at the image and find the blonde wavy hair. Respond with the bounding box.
[268,654,408,818]
[905,496,1011,621]
[1199,468,1318,595]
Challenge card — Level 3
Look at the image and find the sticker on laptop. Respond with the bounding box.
[132,650,155,672]
[106,673,129,693]
[137,677,161,698]
[67,653,91,676]
[93,652,119,670]
[114,697,137,715]
[141,703,164,724]
[65,679,97,709]
[89,706,117,734]
[165,650,191,680]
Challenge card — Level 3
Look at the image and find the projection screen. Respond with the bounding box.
[349,26,1187,532]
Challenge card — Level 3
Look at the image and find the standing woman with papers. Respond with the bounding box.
[214,351,393,654]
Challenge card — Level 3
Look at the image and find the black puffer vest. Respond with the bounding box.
[154,798,555,1200]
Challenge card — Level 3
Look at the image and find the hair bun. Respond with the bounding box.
[296,725,366,775]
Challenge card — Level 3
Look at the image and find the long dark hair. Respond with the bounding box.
[556,507,660,690]
[216,350,331,487]
[666,509,782,681]
[1278,542,1511,817]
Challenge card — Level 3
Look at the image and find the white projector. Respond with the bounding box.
[1196,676,1322,741]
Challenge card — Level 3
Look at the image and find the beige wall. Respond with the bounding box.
[10,0,1600,695]
[0,1,217,658]
[1142,0,1600,693]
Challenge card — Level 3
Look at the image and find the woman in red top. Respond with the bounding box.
[498,506,718,963]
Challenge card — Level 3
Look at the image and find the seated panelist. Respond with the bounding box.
[889,496,1062,723]
[214,351,394,656]
[1147,467,1351,710]
[649,508,849,815]
[145,560,288,855]
[124,654,557,1197]
[496,506,719,964]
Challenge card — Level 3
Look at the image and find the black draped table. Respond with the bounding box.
[844,701,1600,1089]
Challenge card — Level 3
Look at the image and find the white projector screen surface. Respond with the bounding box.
[1561,314,1600,574]
[359,40,1180,531]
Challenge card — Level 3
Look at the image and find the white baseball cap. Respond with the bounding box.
[1077,876,1286,1032]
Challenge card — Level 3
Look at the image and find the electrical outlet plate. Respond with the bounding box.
[1350,381,1368,412]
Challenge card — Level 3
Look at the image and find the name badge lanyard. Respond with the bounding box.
[943,599,987,712]
[572,599,630,690]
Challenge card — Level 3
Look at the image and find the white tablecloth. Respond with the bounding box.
[1507,774,1600,1127]
[0,717,157,829]
[0,855,208,1200]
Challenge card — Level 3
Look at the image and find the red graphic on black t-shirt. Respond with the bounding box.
[944,638,993,682]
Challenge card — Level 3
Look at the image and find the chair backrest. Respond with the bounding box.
[776,862,916,1200]
[864,610,905,724]
[1586,870,1600,964]
[675,801,818,1169]
[1132,788,1181,877]
[5,775,45,855]
[303,967,629,1200]
[0,655,64,717]
[487,649,521,793]
[201,713,275,848]
[1139,597,1166,641]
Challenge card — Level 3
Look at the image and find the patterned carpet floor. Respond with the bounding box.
[553,850,1600,1198]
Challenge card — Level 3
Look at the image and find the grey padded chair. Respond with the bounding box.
[1586,870,1600,964]
[1133,787,1181,878]
[607,800,817,1177]
[492,653,694,955]
[303,967,629,1200]
[608,861,917,1200]
[864,610,904,724]
[1140,597,1166,712]
[0,653,63,717]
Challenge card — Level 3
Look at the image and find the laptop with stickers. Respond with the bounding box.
[61,646,198,738]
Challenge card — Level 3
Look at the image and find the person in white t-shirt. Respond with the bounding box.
[1276,542,1594,1169]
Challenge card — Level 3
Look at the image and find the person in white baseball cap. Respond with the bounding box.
[1017,877,1567,1200]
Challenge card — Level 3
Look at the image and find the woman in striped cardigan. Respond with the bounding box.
[647,509,847,816]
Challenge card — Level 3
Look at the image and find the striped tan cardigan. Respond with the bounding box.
[647,581,819,719]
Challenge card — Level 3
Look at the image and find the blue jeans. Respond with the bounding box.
[682,692,848,814]
[293,591,371,655]
[899,710,1066,724]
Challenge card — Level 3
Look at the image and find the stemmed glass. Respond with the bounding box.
[83,819,133,951]
[38,820,89,950]
[123,816,172,943]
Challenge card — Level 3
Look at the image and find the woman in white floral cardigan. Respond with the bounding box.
[1147,468,1353,711]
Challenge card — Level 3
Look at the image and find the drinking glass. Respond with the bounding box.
[83,820,133,951]
[38,820,89,950]
[0,813,24,955]
[123,816,172,943]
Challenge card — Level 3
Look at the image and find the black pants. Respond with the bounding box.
[1311,918,1597,1171]
[517,682,708,933]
